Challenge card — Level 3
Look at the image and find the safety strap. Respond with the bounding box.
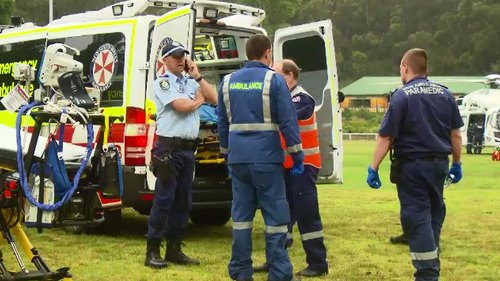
[58,109,66,154]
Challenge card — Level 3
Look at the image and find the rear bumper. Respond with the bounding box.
[120,166,232,211]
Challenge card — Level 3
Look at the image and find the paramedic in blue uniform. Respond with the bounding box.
[145,39,217,269]
[253,59,328,277]
[217,34,304,281]
[366,48,463,281]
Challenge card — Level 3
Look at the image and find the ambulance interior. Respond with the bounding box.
[190,25,253,178]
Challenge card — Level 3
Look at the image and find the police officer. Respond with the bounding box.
[253,59,328,277]
[472,118,484,154]
[145,39,217,269]
[366,48,463,280]
[217,35,304,281]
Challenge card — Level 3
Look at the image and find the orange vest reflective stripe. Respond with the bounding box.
[280,86,321,169]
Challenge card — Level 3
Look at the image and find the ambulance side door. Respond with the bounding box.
[144,4,196,190]
[273,19,343,184]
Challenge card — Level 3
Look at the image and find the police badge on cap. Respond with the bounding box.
[162,40,190,58]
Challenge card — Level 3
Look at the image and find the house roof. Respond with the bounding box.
[341,76,487,96]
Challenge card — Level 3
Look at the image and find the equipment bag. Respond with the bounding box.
[25,135,72,228]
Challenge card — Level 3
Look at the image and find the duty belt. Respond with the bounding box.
[398,154,448,164]
[156,136,200,150]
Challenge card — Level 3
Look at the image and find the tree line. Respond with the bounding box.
[1,0,499,86]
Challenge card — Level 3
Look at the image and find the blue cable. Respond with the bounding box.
[16,102,94,211]
[108,144,123,198]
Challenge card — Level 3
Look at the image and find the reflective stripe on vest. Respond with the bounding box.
[220,70,303,154]
[280,86,321,169]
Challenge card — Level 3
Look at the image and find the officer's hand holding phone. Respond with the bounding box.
[185,58,201,79]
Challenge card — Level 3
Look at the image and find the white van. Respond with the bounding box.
[0,0,343,232]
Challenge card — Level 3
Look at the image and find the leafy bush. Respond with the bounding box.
[342,108,385,133]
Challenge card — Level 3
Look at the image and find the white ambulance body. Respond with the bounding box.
[0,0,343,230]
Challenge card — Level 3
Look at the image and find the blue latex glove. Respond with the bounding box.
[366,165,381,189]
[448,162,462,183]
[290,162,304,175]
[290,151,304,175]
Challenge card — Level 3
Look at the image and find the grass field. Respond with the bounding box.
[4,141,500,280]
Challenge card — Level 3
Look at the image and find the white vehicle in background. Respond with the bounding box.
[457,74,500,149]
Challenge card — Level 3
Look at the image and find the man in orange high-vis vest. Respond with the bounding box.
[253,59,329,278]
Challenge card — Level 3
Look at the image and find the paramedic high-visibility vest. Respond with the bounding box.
[280,85,321,169]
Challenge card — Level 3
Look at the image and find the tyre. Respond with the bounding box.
[190,207,231,226]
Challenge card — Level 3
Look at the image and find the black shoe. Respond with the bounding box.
[165,239,200,265]
[252,263,269,273]
[296,267,328,277]
[145,239,168,269]
[390,234,409,245]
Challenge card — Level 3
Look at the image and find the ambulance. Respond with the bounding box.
[0,0,344,232]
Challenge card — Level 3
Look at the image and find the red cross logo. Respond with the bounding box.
[93,50,115,86]
[156,59,167,77]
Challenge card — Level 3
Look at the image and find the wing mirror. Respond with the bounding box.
[338,91,345,103]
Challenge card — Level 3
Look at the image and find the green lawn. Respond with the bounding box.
[4,141,500,280]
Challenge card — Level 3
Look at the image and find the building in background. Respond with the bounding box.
[340,76,486,112]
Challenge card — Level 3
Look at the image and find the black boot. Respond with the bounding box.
[252,262,269,273]
[296,267,328,277]
[390,233,409,245]
[165,239,200,265]
[145,239,168,269]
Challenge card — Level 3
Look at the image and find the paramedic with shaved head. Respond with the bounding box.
[217,34,303,281]
[366,48,463,280]
[253,59,328,278]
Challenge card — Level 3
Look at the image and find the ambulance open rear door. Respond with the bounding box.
[144,4,196,191]
[273,19,343,184]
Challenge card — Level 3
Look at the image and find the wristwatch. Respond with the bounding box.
[195,75,204,82]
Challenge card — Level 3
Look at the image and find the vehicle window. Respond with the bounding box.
[49,32,126,107]
[0,38,46,110]
[282,35,327,106]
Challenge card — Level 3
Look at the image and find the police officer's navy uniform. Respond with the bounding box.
[375,76,463,280]
[217,61,304,281]
[145,42,201,268]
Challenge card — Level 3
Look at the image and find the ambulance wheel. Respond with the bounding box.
[190,208,231,226]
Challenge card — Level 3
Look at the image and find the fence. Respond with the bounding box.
[341,107,387,113]
[342,133,378,141]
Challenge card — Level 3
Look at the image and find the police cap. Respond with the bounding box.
[162,40,190,58]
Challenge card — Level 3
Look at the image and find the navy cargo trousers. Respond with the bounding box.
[396,156,449,281]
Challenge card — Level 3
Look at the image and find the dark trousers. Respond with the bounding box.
[466,135,473,154]
[397,158,449,281]
[473,135,483,154]
[146,143,195,241]
[285,165,328,273]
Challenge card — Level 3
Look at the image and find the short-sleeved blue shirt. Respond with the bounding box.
[153,70,200,140]
[379,76,464,158]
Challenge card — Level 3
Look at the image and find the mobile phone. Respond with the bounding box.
[184,60,189,72]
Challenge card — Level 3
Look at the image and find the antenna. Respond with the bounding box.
[49,0,53,23]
